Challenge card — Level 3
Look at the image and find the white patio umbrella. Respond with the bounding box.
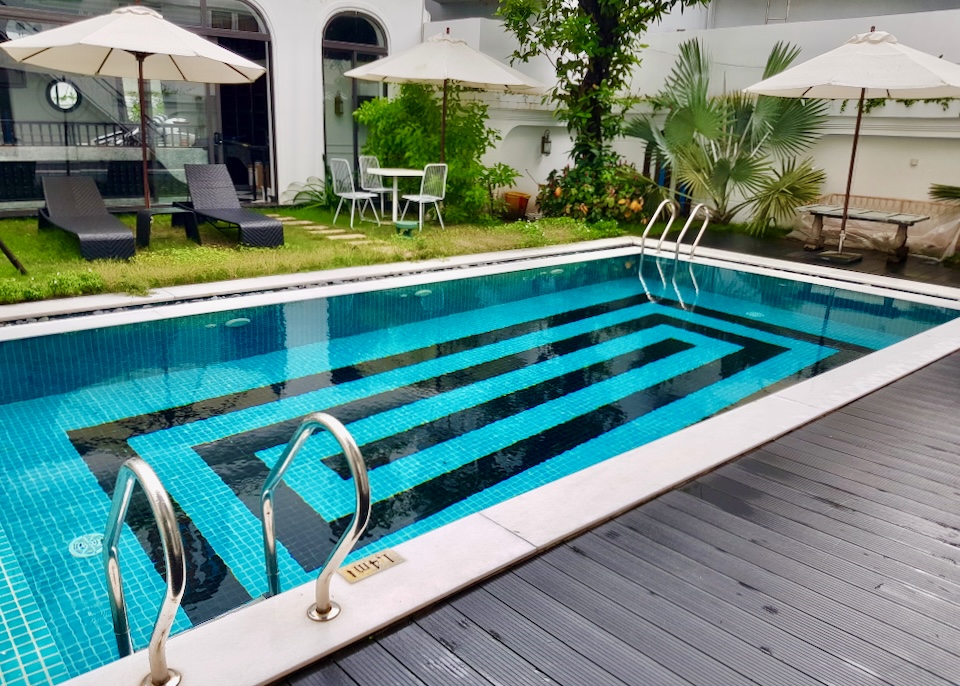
[0,5,265,208]
[745,29,960,261]
[344,30,545,161]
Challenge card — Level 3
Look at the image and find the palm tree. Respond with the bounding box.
[930,183,960,204]
[625,40,828,234]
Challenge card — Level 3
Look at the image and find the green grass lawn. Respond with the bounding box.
[0,207,634,305]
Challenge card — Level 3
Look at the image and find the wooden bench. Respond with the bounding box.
[798,203,930,263]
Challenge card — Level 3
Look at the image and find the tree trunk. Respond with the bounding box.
[577,0,615,167]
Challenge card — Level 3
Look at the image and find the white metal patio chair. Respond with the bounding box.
[401,163,447,232]
[330,158,380,229]
[358,155,391,217]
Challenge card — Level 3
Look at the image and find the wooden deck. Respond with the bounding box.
[277,351,960,686]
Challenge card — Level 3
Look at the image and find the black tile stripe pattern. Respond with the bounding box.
[66,292,655,622]
[199,338,698,574]
[65,294,873,625]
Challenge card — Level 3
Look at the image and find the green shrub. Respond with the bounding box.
[0,269,106,304]
[48,270,104,297]
[279,176,332,209]
[538,163,667,224]
[478,162,521,215]
[355,84,502,223]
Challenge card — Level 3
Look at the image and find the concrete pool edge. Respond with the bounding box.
[0,238,636,325]
[2,236,959,332]
[57,247,960,686]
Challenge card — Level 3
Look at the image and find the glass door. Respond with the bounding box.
[322,13,387,169]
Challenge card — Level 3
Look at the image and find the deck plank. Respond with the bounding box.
[283,662,359,686]
[734,455,960,552]
[377,623,493,686]
[662,488,960,628]
[752,445,960,531]
[618,507,958,685]
[482,571,702,686]
[799,421,960,483]
[415,604,563,686]
[593,521,946,686]
[778,431,960,496]
[518,548,846,686]
[335,641,426,686]
[697,471,960,602]
[277,351,960,686]
[451,587,627,686]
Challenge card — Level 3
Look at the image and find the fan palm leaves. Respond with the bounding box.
[625,39,828,232]
[929,183,960,204]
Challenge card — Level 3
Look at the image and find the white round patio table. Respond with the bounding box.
[367,167,426,223]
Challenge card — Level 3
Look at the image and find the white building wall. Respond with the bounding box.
[253,0,425,196]
[654,0,960,31]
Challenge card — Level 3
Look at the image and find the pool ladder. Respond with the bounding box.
[639,199,679,257]
[639,201,712,261]
[102,413,370,685]
[638,203,708,309]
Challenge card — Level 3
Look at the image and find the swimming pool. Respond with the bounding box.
[1,246,958,686]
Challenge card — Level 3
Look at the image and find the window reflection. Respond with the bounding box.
[0,0,270,205]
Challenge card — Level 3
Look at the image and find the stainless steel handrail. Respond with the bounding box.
[653,200,682,254]
[688,206,714,259]
[261,412,371,622]
[671,261,701,311]
[103,457,186,686]
[639,199,679,256]
[673,204,712,261]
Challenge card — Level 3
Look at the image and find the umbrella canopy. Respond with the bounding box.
[344,31,545,161]
[745,30,960,257]
[0,5,265,207]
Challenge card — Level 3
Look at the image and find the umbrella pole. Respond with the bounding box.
[839,87,866,254]
[137,52,151,209]
[440,78,448,163]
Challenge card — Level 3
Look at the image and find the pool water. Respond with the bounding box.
[0,254,956,686]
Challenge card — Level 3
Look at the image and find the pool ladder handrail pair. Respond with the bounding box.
[103,412,370,685]
[640,200,712,261]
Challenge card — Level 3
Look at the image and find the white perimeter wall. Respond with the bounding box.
[631,8,960,202]
[707,0,960,29]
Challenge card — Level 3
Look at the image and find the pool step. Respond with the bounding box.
[0,522,70,686]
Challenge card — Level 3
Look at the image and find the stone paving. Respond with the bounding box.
[273,215,391,249]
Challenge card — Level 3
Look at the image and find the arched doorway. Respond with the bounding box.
[322,13,386,167]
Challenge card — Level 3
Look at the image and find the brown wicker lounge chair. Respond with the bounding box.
[39,176,135,261]
[176,164,283,248]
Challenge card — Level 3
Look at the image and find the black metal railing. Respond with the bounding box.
[0,119,206,148]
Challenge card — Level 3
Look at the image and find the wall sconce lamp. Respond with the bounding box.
[334,91,344,116]
[540,129,552,156]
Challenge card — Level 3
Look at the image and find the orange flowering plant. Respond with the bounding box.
[537,162,667,224]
